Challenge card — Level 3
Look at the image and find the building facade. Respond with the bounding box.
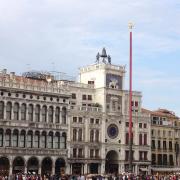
[0,48,152,176]
[143,108,180,174]
[66,48,151,175]
[0,70,69,176]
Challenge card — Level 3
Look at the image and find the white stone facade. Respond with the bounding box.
[0,50,151,176]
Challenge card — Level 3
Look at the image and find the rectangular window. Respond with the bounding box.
[73,117,77,123]
[135,101,138,107]
[90,118,94,124]
[125,151,129,161]
[144,151,148,160]
[73,148,77,158]
[144,134,147,145]
[139,123,142,128]
[139,151,143,161]
[79,117,82,123]
[126,122,129,127]
[78,148,83,158]
[144,123,147,128]
[169,141,172,150]
[88,95,92,100]
[96,119,99,124]
[88,81,94,85]
[90,149,94,158]
[125,133,129,145]
[163,141,167,150]
[95,149,99,158]
[82,95,86,100]
[72,93,76,99]
[158,140,161,149]
[152,140,155,149]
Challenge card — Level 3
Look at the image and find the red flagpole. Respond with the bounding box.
[128,22,133,173]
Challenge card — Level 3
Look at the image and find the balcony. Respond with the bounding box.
[70,105,102,112]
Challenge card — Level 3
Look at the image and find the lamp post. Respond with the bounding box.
[128,22,134,173]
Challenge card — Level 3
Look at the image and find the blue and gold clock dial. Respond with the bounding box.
[107,124,119,139]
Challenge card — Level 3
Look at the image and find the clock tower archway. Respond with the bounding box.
[105,150,119,174]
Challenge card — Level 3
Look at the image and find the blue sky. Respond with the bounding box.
[0,0,180,116]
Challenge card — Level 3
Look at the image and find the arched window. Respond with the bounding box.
[14,103,19,120]
[54,132,60,149]
[12,129,19,147]
[27,131,33,148]
[5,129,11,147]
[55,107,60,123]
[20,130,26,148]
[0,101,4,119]
[35,105,40,122]
[60,132,66,149]
[78,129,82,141]
[42,106,47,122]
[21,104,26,120]
[73,129,77,141]
[90,130,94,142]
[62,107,66,124]
[34,131,40,148]
[6,102,12,120]
[48,106,53,123]
[0,129,3,147]
[95,130,99,142]
[28,104,33,121]
[48,132,53,149]
[41,132,46,148]
[139,133,142,145]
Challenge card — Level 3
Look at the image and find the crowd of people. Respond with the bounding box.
[1,173,180,180]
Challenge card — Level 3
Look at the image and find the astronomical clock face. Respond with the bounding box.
[106,73,122,89]
[107,124,119,139]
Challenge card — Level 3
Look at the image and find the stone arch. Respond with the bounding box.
[0,156,10,176]
[27,157,39,174]
[41,157,52,176]
[55,158,65,177]
[105,150,119,174]
[13,156,25,174]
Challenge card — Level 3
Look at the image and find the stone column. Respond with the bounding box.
[65,163,71,175]
[100,161,105,174]
[52,163,55,175]
[9,159,13,176]
[4,104,6,120]
[84,164,87,174]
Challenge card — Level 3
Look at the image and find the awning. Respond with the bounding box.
[140,168,148,171]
